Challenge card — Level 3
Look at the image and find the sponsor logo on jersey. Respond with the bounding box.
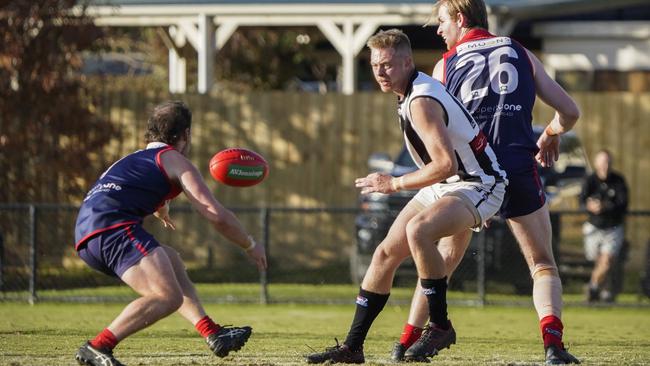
[356,295,369,307]
[84,182,123,201]
[457,37,511,55]
[474,102,523,120]
[478,103,522,114]
[469,132,488,153]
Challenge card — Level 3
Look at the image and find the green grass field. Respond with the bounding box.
[1,285,649,365]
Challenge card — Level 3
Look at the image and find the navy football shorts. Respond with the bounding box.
[77,224,160,278]
[499,160,546,219]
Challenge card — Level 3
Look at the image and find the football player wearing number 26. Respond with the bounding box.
[393,1,581,364]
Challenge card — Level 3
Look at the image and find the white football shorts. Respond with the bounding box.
[411,180,506,232]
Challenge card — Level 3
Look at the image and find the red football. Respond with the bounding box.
[209,148,269,187]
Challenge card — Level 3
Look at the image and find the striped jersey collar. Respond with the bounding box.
[443,28,494,58]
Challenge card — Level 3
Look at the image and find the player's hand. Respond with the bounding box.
[586,198,602,214]
[535,132,560,168]
[355,172,395,194]
[154,201,176,230]
[246,238,267,271]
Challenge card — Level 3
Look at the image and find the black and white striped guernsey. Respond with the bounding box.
[397,71,507,186]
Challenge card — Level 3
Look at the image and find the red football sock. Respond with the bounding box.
[195,316,221,338]
[89,328,118,350]
[399,323,423,348]
[540,315,564,348]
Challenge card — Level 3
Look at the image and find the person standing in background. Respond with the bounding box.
[580,149,628,303]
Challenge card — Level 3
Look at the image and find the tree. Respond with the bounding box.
[79,26,336,92]
[213,27,335,91]
[0,0,117,203]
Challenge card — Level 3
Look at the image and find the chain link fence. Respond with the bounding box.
[1,203,649,305]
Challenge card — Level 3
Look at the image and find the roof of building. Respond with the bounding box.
[89,0,650,24]
[87,0,649,94]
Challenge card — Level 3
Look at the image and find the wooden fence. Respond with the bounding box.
[88,90,650,275]
[97,90,650,208]
[93,90,403,208]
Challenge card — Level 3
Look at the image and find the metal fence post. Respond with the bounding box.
[0,231,4,292]
[477,230,486,306]
[28,204,38,305]
[259,207,270,304]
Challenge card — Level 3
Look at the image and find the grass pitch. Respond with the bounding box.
[1,285,649,365]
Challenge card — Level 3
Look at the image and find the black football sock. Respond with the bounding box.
[343,288,390,351]
[420,277,449,330]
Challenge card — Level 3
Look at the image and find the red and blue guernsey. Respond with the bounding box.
[74,142,182,250]
[442,29,537,170]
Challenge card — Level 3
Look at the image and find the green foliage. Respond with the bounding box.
[82,26,334,93]
[0,0,118,203]
[215,27,333,91]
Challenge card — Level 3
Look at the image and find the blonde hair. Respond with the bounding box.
[366,28,412,55]
[434,0,488,29]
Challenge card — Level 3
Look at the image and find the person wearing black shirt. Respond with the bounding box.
[579,149,628,302]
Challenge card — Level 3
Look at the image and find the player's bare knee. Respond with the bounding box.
[405,217,430,252]
[160,290,184,313]
[152,281,184,312]
[371,244,403,270]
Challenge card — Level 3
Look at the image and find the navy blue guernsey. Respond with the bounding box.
[74,143,182,249]
[443,29,537,171]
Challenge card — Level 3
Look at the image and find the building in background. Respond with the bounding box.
[86,0,650,94]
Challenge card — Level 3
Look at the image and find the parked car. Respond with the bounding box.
[351,126,588,293]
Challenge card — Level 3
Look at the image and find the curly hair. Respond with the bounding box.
[144,100,192,145]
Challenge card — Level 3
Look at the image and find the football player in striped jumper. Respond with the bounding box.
[307,28,507,364]
[393,1,580,364]
[73,101,266,366]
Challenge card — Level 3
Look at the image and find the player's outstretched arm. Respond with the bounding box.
[160,149,267,270]
[527,50,580,167]
[528,50,580,134]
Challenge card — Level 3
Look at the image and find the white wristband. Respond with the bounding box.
[391,176,404,191]
[244,236,256,251]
